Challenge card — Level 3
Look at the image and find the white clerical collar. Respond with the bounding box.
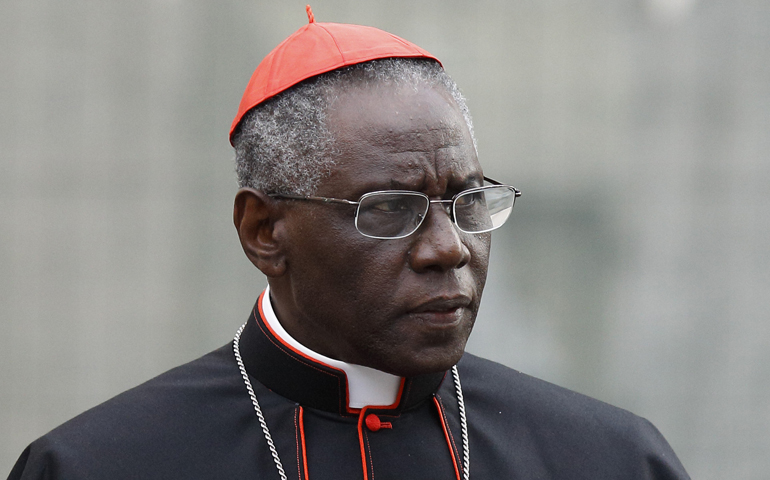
[260,285,402,409]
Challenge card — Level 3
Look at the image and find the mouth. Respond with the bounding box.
[409,296,472,326]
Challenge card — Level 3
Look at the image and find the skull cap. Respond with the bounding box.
[229,6,440,144]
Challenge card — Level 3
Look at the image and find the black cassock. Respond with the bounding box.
[10,300,690,479]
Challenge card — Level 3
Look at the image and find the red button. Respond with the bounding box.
[365,414,392,432]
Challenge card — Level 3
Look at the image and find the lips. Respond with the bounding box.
[412,296,472,313]
[408,295,472,326]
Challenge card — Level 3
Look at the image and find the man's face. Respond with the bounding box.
[275,81,490,377]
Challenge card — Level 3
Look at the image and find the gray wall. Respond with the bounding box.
[2,1,769,478]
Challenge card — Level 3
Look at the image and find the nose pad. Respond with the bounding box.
[409,200,455,237]
[422,200,454,226]
[436,200,453,215]
[408,202,470,272]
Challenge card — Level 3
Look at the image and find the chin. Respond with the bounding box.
[387,346,467,377]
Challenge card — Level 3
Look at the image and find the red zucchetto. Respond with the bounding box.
[229,5,440,144]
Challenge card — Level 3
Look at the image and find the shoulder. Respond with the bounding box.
[50,344,240,433]
[9,344,248,479]
[455,353,690,479]
[458,352,636,425]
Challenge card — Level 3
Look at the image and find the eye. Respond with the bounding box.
[369,198,410,213]
[358,193,427,220]
[455,191,484,207]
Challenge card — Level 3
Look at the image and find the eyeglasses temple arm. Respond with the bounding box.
[268,193,359,206]
[483,176,522,197]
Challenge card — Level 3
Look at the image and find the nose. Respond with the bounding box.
[408,202,471,272]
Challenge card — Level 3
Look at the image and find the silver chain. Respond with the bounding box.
[452,364,470,480]
[233,322,470,479]
[233,322,288,480]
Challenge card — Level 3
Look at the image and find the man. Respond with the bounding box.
[10,9,690,479]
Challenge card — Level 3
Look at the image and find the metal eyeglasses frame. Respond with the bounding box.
[268,176,522,240]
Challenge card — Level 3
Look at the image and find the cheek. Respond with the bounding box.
[292,219,406,306]
[467,233,492,296]
[347,243,410,306]
[475,234,491,272]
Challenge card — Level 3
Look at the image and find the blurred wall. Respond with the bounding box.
[2,1,769,478]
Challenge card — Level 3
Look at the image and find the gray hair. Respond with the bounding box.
[232,58,476,195]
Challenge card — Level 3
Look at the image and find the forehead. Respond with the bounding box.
[321,82,481,195]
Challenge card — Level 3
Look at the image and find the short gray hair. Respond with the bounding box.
[232,58,476,195]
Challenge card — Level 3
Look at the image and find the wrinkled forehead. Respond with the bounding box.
[321,83,481,194]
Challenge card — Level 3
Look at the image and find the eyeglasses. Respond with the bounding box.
[268,177,521,240]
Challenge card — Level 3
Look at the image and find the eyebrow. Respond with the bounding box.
[383,173,484,193]
[447,173,484,190]
[388,178,417,190]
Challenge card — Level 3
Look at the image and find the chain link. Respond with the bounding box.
[234,323,288,480]
[234,322,469,479]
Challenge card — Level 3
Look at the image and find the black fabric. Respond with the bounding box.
[239,302,446,415]
[9,302,691,479]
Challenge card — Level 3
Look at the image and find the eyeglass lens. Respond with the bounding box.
[454,186,514,233]
[355,186,515,239]
[356,193,428,239]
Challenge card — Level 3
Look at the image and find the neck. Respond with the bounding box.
[261,285,403,409]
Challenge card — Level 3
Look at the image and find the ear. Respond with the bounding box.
[233,188,287,277]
